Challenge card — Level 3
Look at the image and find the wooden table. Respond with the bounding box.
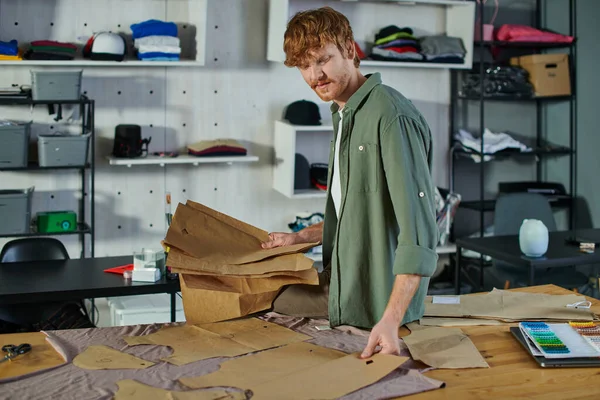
[402,284,600,399]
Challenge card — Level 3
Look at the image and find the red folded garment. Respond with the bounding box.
[495,24,574,43]
[188,146,247,156]
[31,40,78,50]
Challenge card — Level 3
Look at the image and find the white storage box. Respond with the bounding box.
[31,69,82,101]
[37,133,90,167]
[108,293,185,326]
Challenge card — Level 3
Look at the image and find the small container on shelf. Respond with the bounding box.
[37,132,90,167]
[30,69,83,101]
[0,120,31,168]
[0,187,34,236]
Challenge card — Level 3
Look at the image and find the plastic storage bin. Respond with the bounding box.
[108,294,185,326]
[38,133,90,167]
[30,69,82,101]
[0,121,31,168]
[0,187,34,235]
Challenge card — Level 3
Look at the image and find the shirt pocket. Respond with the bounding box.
[349,142,379,193]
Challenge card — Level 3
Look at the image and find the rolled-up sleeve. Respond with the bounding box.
[380,115,439,277]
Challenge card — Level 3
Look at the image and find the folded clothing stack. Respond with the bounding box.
[131,19,181,61]
[370,26,423,62]
[0,39,22,61]
[187,139,247,157]
[24,40,77,60]
[420,35,466,64]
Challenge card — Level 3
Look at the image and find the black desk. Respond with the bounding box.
[0,255,181,322]
[454,229,600,294]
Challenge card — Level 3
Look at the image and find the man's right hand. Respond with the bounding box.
[261,232,300,249]
[261,221,324,249]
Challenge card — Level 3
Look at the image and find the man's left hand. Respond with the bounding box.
[360,317,401,358]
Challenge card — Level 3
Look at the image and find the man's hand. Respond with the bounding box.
[360,316,401,358]
[261,221,324,249]
[261,232,300,249]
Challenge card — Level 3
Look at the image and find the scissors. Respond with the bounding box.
[1,343,32,363]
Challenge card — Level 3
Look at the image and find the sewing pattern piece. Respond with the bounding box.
[73,345,155,370]
[124,318,310,365]
[569,321,600,352]
[520,322,570,354]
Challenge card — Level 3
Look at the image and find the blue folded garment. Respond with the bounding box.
[140,57,180,61]
[137,51,179,60]
[130,19,178,39]
[0,39,18,56]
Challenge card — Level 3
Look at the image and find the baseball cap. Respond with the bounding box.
[83,32,126,61]
[284,100,321,126]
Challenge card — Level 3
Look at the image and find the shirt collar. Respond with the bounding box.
[330,72,382,114]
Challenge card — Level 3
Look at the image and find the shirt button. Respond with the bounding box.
[419,192,425,198]
[358,145,364,151]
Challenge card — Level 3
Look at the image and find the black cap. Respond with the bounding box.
[284,100,321,126]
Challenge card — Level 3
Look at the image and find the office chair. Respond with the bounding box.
[486,192,589,291]
[0,238,94,331]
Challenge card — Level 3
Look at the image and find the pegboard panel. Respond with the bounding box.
[0,0,453,259]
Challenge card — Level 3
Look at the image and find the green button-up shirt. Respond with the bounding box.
[322,73,439,329]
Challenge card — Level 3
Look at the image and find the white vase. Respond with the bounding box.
[519,219,549,257]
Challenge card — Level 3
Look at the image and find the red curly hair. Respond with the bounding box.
[283,6,359,68]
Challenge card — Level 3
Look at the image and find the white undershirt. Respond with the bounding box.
[331,110,343,218]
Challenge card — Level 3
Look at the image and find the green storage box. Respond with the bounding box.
[36,211,77,233]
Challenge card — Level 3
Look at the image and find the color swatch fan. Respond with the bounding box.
[519,321,600,359]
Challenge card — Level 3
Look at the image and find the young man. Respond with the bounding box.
[262,7,439,358]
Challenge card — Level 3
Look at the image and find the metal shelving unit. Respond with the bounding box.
[449,0,578,240]
[0,95,95,258]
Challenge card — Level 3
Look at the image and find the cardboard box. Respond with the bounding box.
[510,53,571,97]
[163,200,320,324]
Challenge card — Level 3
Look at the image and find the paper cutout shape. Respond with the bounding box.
[0,332,66,382]
[403,325,489,369]
[164,200,319,268]
[181,341,407,400]
[251,352,408,399]
[164,200,320,324]
[178,268,318,324]
[419,317,503,327]
[424,288,598,322]
[114,379,246,400]
[73,345,154,370]
[124,318,310,366]
[180,342,345,389]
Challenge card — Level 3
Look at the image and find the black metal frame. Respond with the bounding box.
[449,0,577,290]
[0,95,95,258]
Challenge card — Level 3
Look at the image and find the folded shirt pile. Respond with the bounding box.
[24,40,77,60]
[187,139,247,157]
[0,39,22,61]
[419,35,466,64]
[131,19,181,61]
[369,26,424,62]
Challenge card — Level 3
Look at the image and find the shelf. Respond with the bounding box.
[453,147,572,159]
[0,0,208,67]
[273,120,333,199]
[267,0,475,70]
[460,195,573,212]
[0,59,205,68]
[107,154,259,167]
[0,163,90,172]
[0,95,92,105]
[359,59,471,69]
[457,94,573,102]
[289,189,327,199]
[0,222,92,238]
[474,40,575,49]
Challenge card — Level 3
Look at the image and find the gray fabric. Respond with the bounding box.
[420,35,466,57]
[0,314,444,400]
